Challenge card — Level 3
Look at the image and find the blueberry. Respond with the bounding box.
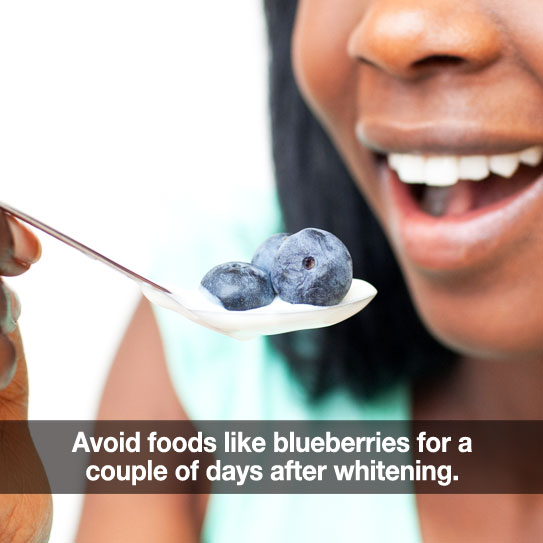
[201,262,275,311]
[270,228,352,306]
[251,232,290,276]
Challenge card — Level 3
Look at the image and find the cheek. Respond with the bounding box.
[499,0,543,77]
[292,1,358,125]
[292,1,383,211]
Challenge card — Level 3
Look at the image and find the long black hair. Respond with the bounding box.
[264,0,457,400]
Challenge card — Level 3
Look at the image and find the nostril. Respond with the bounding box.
[348,4,502,79]
[412,54,466,70]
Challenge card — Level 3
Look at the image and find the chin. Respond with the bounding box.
[403,269,543,362]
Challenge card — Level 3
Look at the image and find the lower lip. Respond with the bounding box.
[382,164,543,271]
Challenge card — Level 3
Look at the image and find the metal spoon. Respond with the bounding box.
[0,201,377,340]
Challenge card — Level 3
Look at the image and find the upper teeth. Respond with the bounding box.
[387,146,543,186]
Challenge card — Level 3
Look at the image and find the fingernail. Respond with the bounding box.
[0,284,18,334]
[7,215,42,266]
[9,288,21,323]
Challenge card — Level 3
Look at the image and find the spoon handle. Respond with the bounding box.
[0,201,171,294]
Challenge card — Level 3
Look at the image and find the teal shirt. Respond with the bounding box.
[150,185,421,542]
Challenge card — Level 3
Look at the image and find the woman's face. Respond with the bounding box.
[292,0,543,360]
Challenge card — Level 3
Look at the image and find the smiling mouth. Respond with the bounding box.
[384,146,543,217]
[355,120,543,269]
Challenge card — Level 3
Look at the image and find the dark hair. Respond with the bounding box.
[264,0,457,400]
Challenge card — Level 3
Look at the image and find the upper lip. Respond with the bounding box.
[356,120,543,155]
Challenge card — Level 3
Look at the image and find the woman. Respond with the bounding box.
[1,0,542,541]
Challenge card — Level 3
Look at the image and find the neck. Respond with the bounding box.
[414,354,543,420]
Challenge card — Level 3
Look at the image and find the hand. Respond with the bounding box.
[0,211,39,390]
[0,210,52,543]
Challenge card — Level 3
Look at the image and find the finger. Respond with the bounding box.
[0,327,28,416]
[0,334,17,390]
[0,212,42,276]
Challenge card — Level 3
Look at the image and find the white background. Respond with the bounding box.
[0,1,272,540]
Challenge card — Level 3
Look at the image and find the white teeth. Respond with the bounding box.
[458,156,489,181]
[395,155,425,183]
[387,154,400,170]
[387,145,542,186]
[519,146,543,167]
[423,156,458,186]
[488,153,520,178]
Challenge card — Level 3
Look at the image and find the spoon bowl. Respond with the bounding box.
[141,279,377,340]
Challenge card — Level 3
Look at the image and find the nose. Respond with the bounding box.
[347,0,502,79]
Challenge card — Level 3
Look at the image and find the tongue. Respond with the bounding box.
[421,182,473,217]
[420,164,543,217]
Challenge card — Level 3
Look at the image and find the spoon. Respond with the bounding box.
[0,201,377,340]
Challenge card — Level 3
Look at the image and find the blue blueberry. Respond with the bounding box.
[270,228,352,306]
[251,232,290,276]
[201,262,275,311]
